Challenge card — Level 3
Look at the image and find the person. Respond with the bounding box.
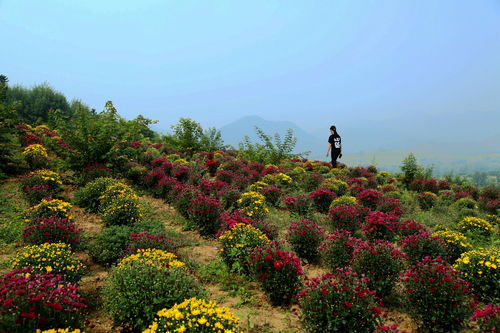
[326,125,342,168]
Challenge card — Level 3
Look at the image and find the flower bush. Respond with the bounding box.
[89,225,134,266]
[453,248,500,302]
[283,194,313,217]
[300,172,324,191]
[321,178,348,196]
[454,197,478,210]
[309,188,336,214]
[396,219,428,238]
[218,209,278,240]
[22,217,83,249]
[187,194,223,236]
[11,243,85,283]
[351,240,406,298]
[431,228,472,262]
[329,195,357,209]
[218,223,269,274]
[259,184,283,207]
[101,194,143,226]
[20,169,63,205]
[249,242,303,305]
[400,231,447,264]
[320,230,366,270]
[416,192,437,210]
[104,253,205,332]
[362,211,400,241]
[459,216,494,236]
[142,297,242,333]
[471,304,500,333]
[27,198,73,221]
[376,197,405,217]
[73,177,117,213]
[327,204,368,233]
[0,268,86,333]
[287,218,325,262]
[79,163,112,184]
[262,172,292,187]
[356,189,384,210]
[400,257,474,332]
[98,182,137,208]
[297,269,382,333]
[124,232,177,256]
[237,191,269,219]
[36,329,84,333]
[22,144,49,169]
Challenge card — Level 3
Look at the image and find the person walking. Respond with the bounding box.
[326,125,342,168]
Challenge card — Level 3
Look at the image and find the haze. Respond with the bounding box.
[1,0,499,153]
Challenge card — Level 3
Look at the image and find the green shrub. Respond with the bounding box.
[103,255,205,332]
[73,177,117,213]
[89,225,133,266]
[100,194,143,226]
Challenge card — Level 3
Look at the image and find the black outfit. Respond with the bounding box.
[328,134,341,168]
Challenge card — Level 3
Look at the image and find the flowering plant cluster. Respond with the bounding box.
[22,144,49,169]
[101,194,143,226]
[258,184,283,207]
[471,304,500,333]
[262,172,292,187]
[11,243,85,283]
[20,169,63,205]
[119,249,185,269]
[327,204,368,233]
[23,217,83,249]
[236,191,269,219]
[142,297,242,333]
[287,218,325,262]
[320,229,365,270]
[362,211,400,241]
[73,177,117,213]
[0,268,86,333]
[329,195,357,209]
[27,198,73,221]
[376,197,405,217]
[297,269,382,333]
[218,223,269,274]
[283,194,313,217]
[409,178,439,193]
[416,192,437,210]
[204,159,220,176]
[356,189,384,210]
[309,188,336,214]
[98,182,137,207]
[80,163,112,184]
[300,172,324,191]
[400,231,447,264]
[459,216,494,236]
[396,219,428,238]
[124,232,177,255]
[36,329,84,333]
[453,197,478,210]
[187,194,223,236]
[218,209,278,240]
[249,242,303,305]
[431,228,472,261]
[351,240,406,298]
[400,257,474,332]
[321,177,348,196]
[453,248,500,302]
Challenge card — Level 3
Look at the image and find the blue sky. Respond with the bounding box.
[1,0,499,145]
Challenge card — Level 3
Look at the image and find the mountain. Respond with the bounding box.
[219,115,325,160]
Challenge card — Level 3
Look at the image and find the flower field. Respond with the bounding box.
[0,123,499,333]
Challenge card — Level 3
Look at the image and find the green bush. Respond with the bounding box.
[73,177,117,213]
[103,258,205,332]
[100,194,143,226]
[89,225,133,266]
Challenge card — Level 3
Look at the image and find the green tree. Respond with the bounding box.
[238,126,307,164]
[200,126,227,152]
[400,153,421,186]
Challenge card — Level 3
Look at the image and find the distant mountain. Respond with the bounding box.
[219,115,325,159]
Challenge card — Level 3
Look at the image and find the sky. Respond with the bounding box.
[1,0,499,147]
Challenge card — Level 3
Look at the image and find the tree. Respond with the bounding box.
[164,118,226,154]
[400,153,421,186]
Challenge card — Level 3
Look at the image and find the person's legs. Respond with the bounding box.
[331,152,339,168]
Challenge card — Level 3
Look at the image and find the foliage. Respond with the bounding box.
[453,248,500,302]
[400,257,474,333]
[287,218,325,262]
[351,240,406,298]
[164,117,223,154]
[218,223,269,274]
[11,243,85,283]
[258,184,283,207]
[89,225,133,266]
[298,269,382,333]
[238,126,306,164]
[103,258,205,332]
[416,192,438,210]
[142,298,242,333]
[23,217,83,249]
[124,232,177,256]
[0,268,86,333]
[400,153,423,186]
[249,242,303,305]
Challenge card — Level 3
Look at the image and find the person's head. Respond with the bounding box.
[330,125,336,134]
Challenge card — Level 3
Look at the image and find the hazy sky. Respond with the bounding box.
[1,0,499,141]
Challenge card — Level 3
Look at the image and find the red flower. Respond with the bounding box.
[273,260,283,270]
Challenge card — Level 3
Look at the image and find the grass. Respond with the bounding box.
[0,180,26,251]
